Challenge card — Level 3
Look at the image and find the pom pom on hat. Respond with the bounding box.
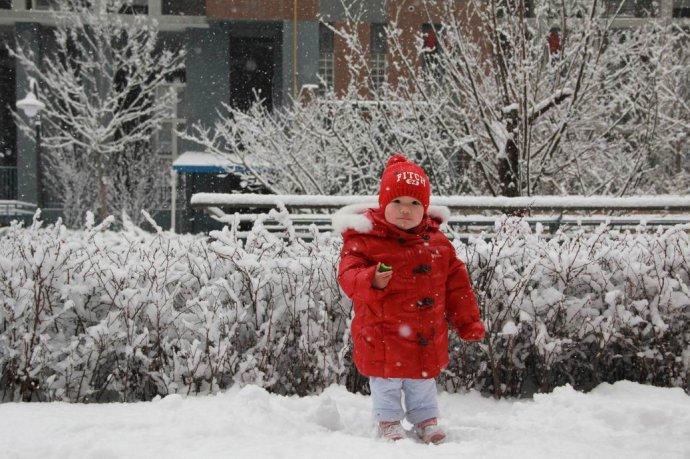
[386,154,408,167]
[378,153,431,210]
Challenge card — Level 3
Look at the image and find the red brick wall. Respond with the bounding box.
[206,0,318,21]
[207,1,485,98]
[333,2,484,95]
[385,1,483,90]
[333,21,371,97]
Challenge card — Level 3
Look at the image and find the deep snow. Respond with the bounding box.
[1,381,688,458]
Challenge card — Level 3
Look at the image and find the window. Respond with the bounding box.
[370,23,387,92]
[0,0,11,9]
[522,0,586,19]
[162,0,205,16]
[421,23,443,77]
[318,23,335,94]
[370,53,387,92]
[496,0,535,18]
[118,0,148,14]
[422,23,441,54]
[547,26,562,64]
[524,0,535,17]
[674,0,690,17]
[28,0,95,10]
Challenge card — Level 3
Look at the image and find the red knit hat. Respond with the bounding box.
[378,153,431,210]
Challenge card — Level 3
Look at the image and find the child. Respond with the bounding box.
[334,154,485,444]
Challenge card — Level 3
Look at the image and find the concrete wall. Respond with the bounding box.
[180,23,230,155]
[281,20,319,104]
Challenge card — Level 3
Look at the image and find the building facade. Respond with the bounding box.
[0,0,688,231]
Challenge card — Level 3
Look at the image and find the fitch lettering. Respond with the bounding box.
[396,171,426,186]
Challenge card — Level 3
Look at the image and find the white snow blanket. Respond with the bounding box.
[1,381,688,458]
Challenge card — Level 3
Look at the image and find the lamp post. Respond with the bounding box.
[171,166,177,233]
[16,78,45,209]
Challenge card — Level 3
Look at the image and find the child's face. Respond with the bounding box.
[384,195,425,230]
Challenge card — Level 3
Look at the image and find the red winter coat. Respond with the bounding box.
[335,204,483,379]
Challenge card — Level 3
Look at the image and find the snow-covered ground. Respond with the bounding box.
[1,381,688,459]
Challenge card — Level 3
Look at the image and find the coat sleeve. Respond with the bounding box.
[338,234,387,305]
[444,240,482,333]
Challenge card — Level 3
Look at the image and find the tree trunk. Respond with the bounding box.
[498,115,520,198]
[99,167,107,221]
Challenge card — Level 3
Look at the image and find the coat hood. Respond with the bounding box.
[332,202,450,236]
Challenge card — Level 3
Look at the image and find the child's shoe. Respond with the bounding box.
[415,418,446,444]
[378,420,406,441]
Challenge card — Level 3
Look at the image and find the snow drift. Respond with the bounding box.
[0,381,688,458]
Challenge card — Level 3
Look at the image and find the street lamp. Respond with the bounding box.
[16,78,45,209]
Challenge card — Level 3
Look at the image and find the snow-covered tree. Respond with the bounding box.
[10,0,184,226]
[185,0,688,198]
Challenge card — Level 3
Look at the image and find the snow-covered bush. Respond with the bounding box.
[443,219,690,397]
[1,213,688,402]
[0,210,351,402]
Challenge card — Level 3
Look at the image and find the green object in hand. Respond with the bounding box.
[378,263,393,272]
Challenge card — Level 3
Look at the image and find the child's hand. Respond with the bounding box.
[372,263,393,289]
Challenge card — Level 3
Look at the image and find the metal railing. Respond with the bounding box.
[0,199,36,218]
[27,0,56,10]
[191,193,690,239]
[602,0,658,17]
[191,193,690,212]
[0,166,17,200]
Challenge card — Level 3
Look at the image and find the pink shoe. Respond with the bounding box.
[415,418,446,444]
[378,420,406,441]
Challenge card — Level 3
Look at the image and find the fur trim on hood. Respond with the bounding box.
[332,203,450,236]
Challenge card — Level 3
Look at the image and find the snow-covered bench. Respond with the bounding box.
[190,193,690,238]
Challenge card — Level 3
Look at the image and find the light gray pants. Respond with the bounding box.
[369,377,439,425]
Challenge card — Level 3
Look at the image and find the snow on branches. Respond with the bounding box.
[184,0,689,198]
[9,0,185,226]
[0,213,687,402]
